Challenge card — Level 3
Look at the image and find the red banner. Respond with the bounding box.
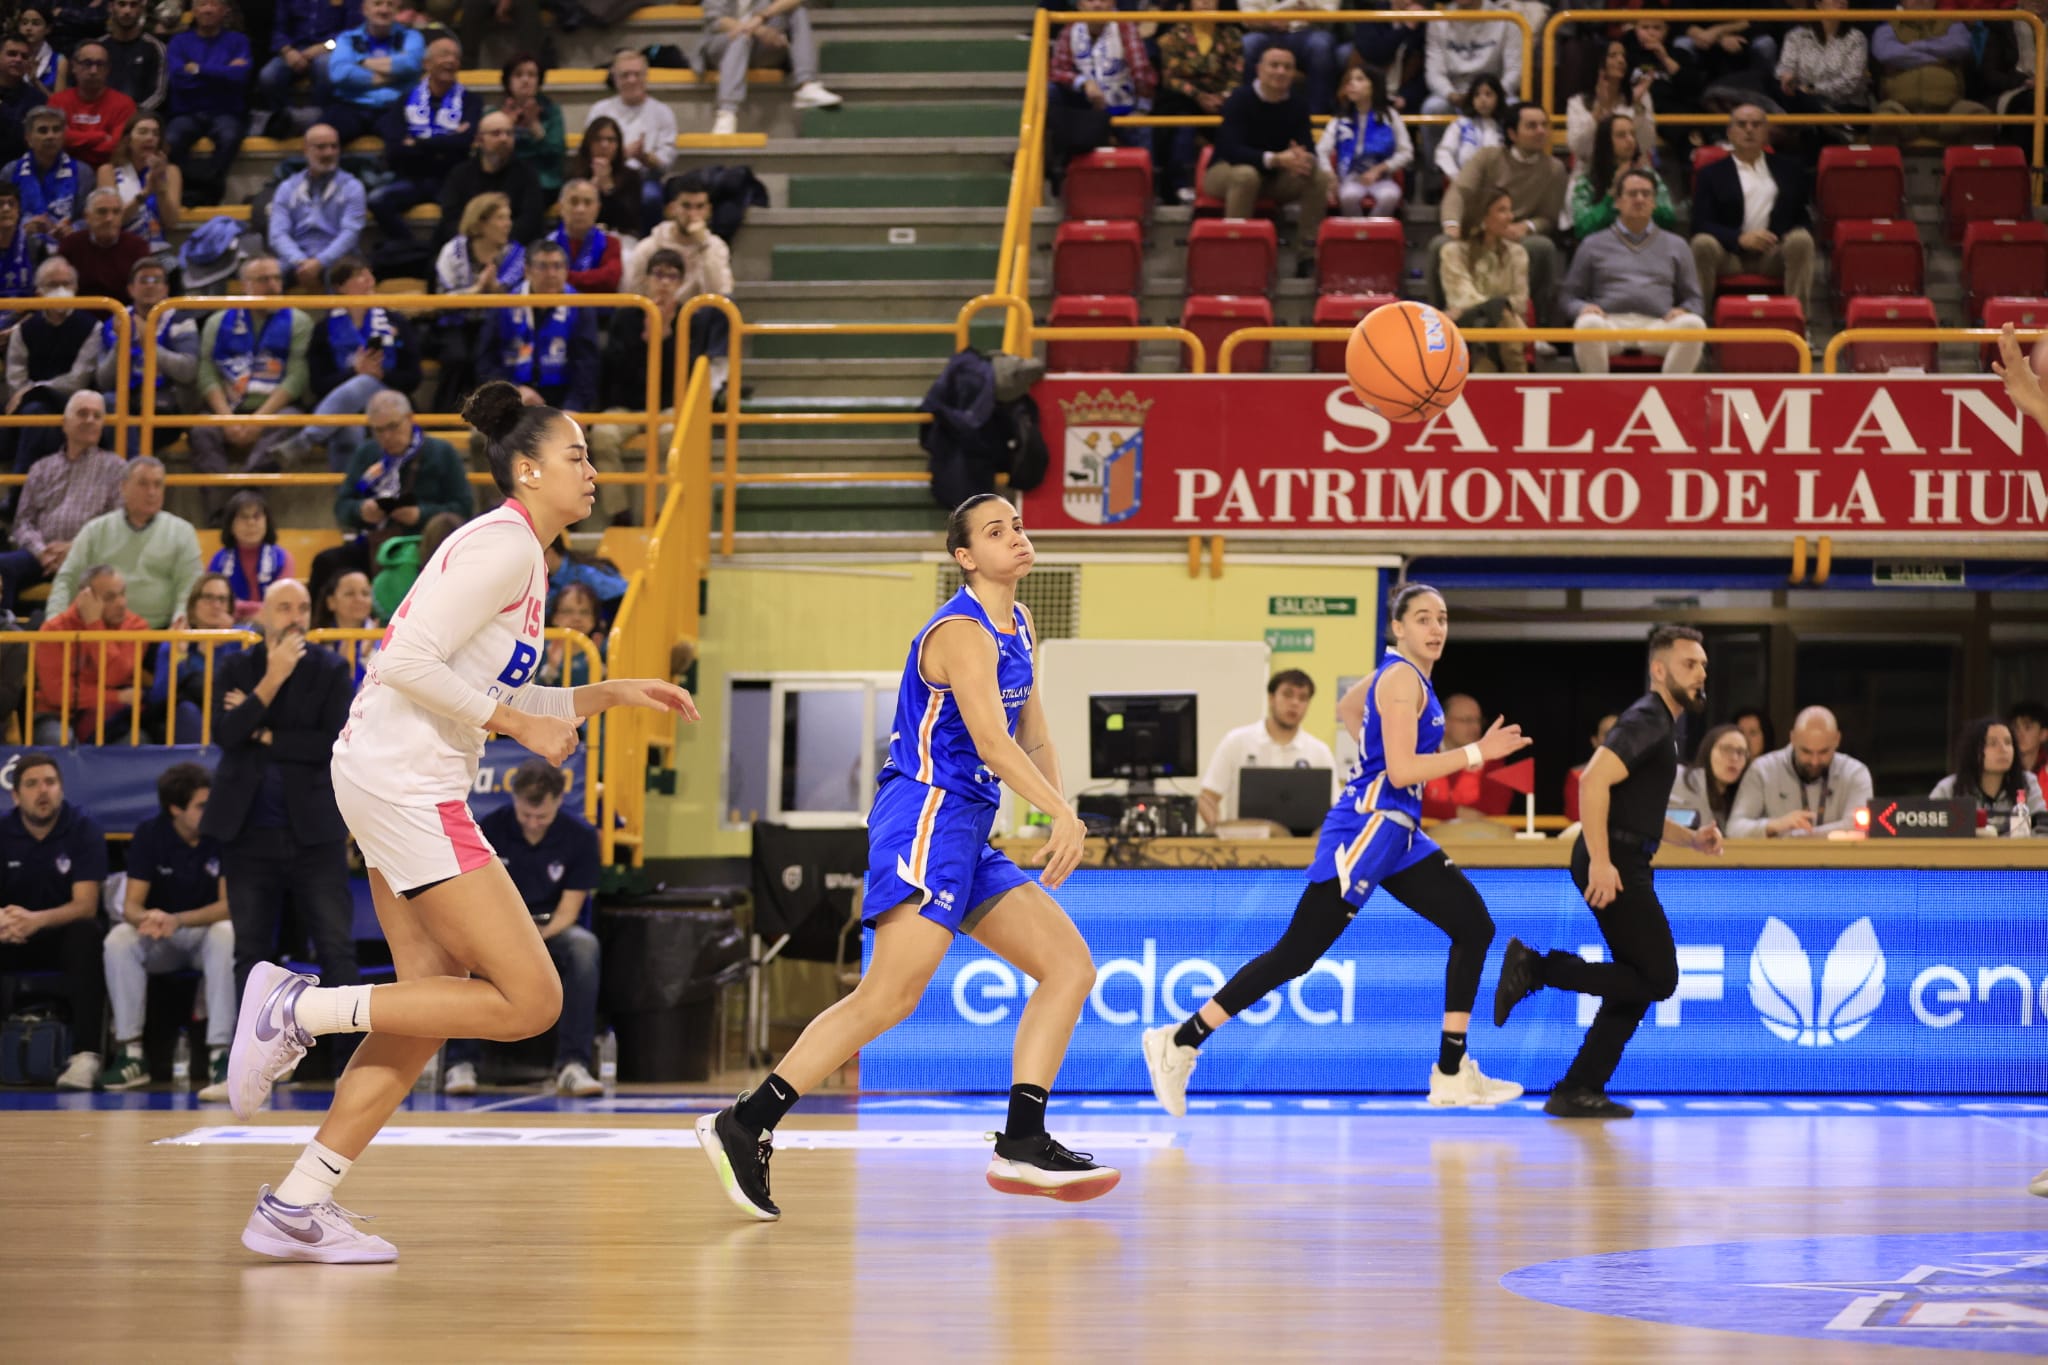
[1023,376,2048,539]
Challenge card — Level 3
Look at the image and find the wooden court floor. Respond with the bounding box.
[3,1099,2045,1364]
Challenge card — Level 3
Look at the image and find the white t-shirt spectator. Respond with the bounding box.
[1200,721,1339,823]
[586,96,677,177]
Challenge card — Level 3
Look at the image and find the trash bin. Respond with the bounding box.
[598,890,748,1082]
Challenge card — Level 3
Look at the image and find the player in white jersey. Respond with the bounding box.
[226,381,697,1263]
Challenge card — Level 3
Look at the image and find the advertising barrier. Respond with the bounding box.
[861,868,2048,1094]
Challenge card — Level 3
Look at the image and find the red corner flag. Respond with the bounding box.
[1486,758,1536,797]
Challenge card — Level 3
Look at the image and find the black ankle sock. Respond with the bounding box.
[1005,1083,1049,1139]
[1437,1030,1468,1077]
[733,1073,799,1136]
[1173,1014,1215,1050]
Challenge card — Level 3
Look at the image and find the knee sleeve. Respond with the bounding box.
[1211,879,1354,1017]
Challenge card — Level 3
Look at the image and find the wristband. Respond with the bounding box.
[1462,743,1483,772]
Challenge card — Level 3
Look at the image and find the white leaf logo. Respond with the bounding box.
[1748,916,1885,1046]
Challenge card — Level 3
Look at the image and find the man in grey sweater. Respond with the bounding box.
[1728,706,1875,838]
[1561,169,1707,374]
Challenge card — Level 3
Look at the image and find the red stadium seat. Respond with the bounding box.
[1713,294,1807,373]
[1186,217,1277,296]
[1045,294,1140,373]
[1192,144,1277,218]
[1052,219,1144,297]
[1315,219,1406,297]
[1311,292,1398,372]
[1963,220,2048,324]
[1814,145,1903,235]
[1830,219,1924,306]
[1063,147,1153,222]
[1978,296,2048,368]
[1182,294,1274,373]
[1842,295,1939,374]
[1942,144,2030,243]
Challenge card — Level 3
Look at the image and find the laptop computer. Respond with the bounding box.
[1238,767,1334,837]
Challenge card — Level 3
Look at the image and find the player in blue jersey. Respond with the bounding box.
[1139,583,1532,1114]
[698,494,1116,1221]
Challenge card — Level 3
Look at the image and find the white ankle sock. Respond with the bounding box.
[294,985,375,1037]
[275,1140,352,1207]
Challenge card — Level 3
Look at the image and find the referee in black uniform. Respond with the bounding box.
[1492,625,1724,1118]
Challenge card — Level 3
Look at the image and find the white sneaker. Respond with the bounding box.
[711,110,738,136]
[1140,1023,1198,1118]
[556,1061,602,1097]
[1427,1055,1525,1108]
[241,1185,398,1264]
[442,1062,477,1095]
[55,1050,100,1090]
[227,961,317,1120]
[792,80,842,109]
[2031,1169,2048,1198]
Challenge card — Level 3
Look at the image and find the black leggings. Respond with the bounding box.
[1210,852,1496,1018]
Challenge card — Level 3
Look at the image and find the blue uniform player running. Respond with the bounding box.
[1140,583,1532,1113]
[699,494,1119,1221]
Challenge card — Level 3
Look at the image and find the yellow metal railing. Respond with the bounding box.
[1216,325,1814,373]
[1822,326,2046,373]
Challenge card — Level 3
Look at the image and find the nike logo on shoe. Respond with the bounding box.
[253,976,297,1042]
[260,1205,325,1244]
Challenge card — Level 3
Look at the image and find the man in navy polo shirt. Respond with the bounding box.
[444,759,602,1098]
[0,751,110,1089]
[100,762,233,1097]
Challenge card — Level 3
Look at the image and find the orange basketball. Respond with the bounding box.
[1343,301,1471,424]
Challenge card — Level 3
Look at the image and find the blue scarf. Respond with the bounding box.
[9,152,83,230]
[551,223,607,273]
[326,305,398,365]
[1330,111,1396,177]
[354,425,423,501]
[481,239,525,292]
[31,45,56,91]
[500,287,572,391]
[208,544,289,604]
[0,228,33,295]
[103,308,180,392]
[403,78,468,140]
[212,308,296,402]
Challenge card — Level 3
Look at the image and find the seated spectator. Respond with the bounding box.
[0,752,110,1090]
[477,239,599,411]
[1732,705,1776,759]
[1669,722,1750,833]
[1872,18,1989,142]
[586,49,674,229]
[1687,104,1814,307]
[570,116,643,238]
[267,123,367,291]
[552,179,620,294]
[1195,668,1334,829]
[2011,700,2048,788]
[538,581,603,686]
[16,6,66,94]
[1977,8,2041,149]
[1433,72,1506,183]
[1421,692,1512,821]
[1685,11,1779,110]
[57,186,150,302]
[1351,0,1428,117]
[7,107,93,238]
[321,0,425,146]
[1565,38,1654,169]
[433,109,543,249]
[84,255,198,454]
[1775,0,1871,122]
[259,0,359,134]
[0,184,41,314]
[1930,716,2048,837]
[544,532,626,622]
[143,572,253,741]
[162,0,251,205]
[1569,111,1674,239]
[0,390,121,608]
[701,0,839,138]
[0,37,49,165]
[1432,103,1565,325]
[191,254,312,478]
[444,758,603,1098]
[96,111,178,253]
[1044,0,1155,193]
[372,35,482,243]
[100,762,235,1092]
[312,566,376,684]
[1624,18,1705,152]
[589,247,688,527]
[624,171,728,299]
[1561,711,1618,822]
[50,41,135,169]
[292,255,421,470]
[324,389,473,595]
[34,563,151,743]
[1153,0,1242,204]
[1205,47,1333,262]
[207,489,294,617]
[96,0,166,116]
[3,257,96,475]
[1318,59,1411,219]
[1422,0,1521,118]
[501,53,565,196]
[1438,186,1528,374]
[49,456,201,628]
[1727,704,1873,838]
[1237,0,1336,116]
[1563,169,1706,375]
[430,190,523,409]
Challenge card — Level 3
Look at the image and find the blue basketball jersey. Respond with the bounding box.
[1336,649,1444,823]
[880,586,1035,806]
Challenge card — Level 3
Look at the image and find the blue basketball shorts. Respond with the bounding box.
[1307,811,1440,909]
[863,776,1034,935]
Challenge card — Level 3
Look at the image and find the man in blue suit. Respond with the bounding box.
[1687,104,1814,307]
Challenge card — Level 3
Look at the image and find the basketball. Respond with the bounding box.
[1343,301,1471,423]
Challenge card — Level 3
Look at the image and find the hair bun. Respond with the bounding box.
[462,381,527,444]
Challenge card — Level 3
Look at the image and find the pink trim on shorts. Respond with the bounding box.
[436,800,496,875]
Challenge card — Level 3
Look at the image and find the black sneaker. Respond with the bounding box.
[986,1132,1122,1203]
[1543,1088,1635,1119]
[695,1101,779,1220]
[1493,936,1543,1028]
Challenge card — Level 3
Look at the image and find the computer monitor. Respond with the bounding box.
[1238,767,1334,836]
[1089,692,1199,782]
